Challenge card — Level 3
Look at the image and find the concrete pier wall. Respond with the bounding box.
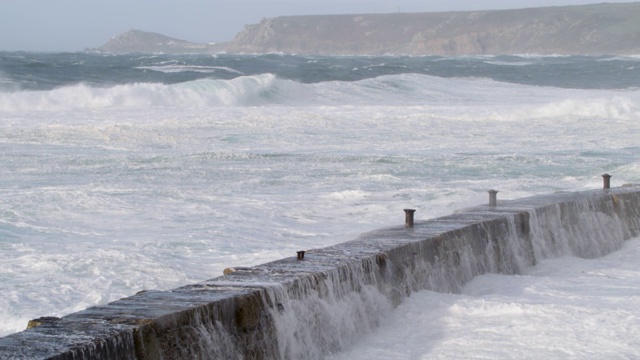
[1,186,640,359]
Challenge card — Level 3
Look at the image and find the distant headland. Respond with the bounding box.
[89,2,640,55]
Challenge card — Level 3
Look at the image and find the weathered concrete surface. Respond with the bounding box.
[1,186,639,359]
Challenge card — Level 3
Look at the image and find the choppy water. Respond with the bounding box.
[1,52,640,358]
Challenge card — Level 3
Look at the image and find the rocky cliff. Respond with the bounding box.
[94,3,640,55]
[225,3,640,55]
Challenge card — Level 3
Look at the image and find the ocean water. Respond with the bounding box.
[327,237,640,359]
[1,52,640,357]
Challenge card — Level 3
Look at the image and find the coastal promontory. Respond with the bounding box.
[94,2,640,55]
[90,29,220,54]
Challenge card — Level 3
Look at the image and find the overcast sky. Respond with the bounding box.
[2,0,638,51]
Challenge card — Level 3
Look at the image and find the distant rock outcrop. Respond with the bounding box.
[90,29,221,54]
[225,3,640,55]
[93,3,640,55]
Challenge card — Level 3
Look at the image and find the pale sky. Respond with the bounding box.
[1,0,638,51]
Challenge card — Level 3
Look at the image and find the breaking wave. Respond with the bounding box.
[1,73,639,123]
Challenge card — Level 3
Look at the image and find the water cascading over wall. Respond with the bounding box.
[1,186,639,359]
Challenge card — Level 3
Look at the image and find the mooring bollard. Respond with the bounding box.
[488,190,498,206]
[296,251,305,260]
[404,209,416,228]
[602,173,612,189]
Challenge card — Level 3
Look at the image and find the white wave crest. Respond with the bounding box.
[137,65,244,74]
[1,73,639,117]
[0,74,295,111]
[529,96,640,120]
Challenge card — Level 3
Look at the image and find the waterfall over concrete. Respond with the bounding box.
[1,186,639,359]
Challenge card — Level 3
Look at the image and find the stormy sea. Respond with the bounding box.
[1,52,639,358]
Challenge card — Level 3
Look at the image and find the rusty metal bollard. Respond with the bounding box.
[488,190,498,207]
[602,174,612,189]
[404,209,416,228]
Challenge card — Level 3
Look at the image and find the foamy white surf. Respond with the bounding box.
[1,69,640,360]
[327,237,640,359]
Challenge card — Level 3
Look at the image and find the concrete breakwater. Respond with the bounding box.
[1,185,640,359]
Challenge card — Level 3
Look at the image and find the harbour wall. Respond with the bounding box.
[1,185,640,359]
